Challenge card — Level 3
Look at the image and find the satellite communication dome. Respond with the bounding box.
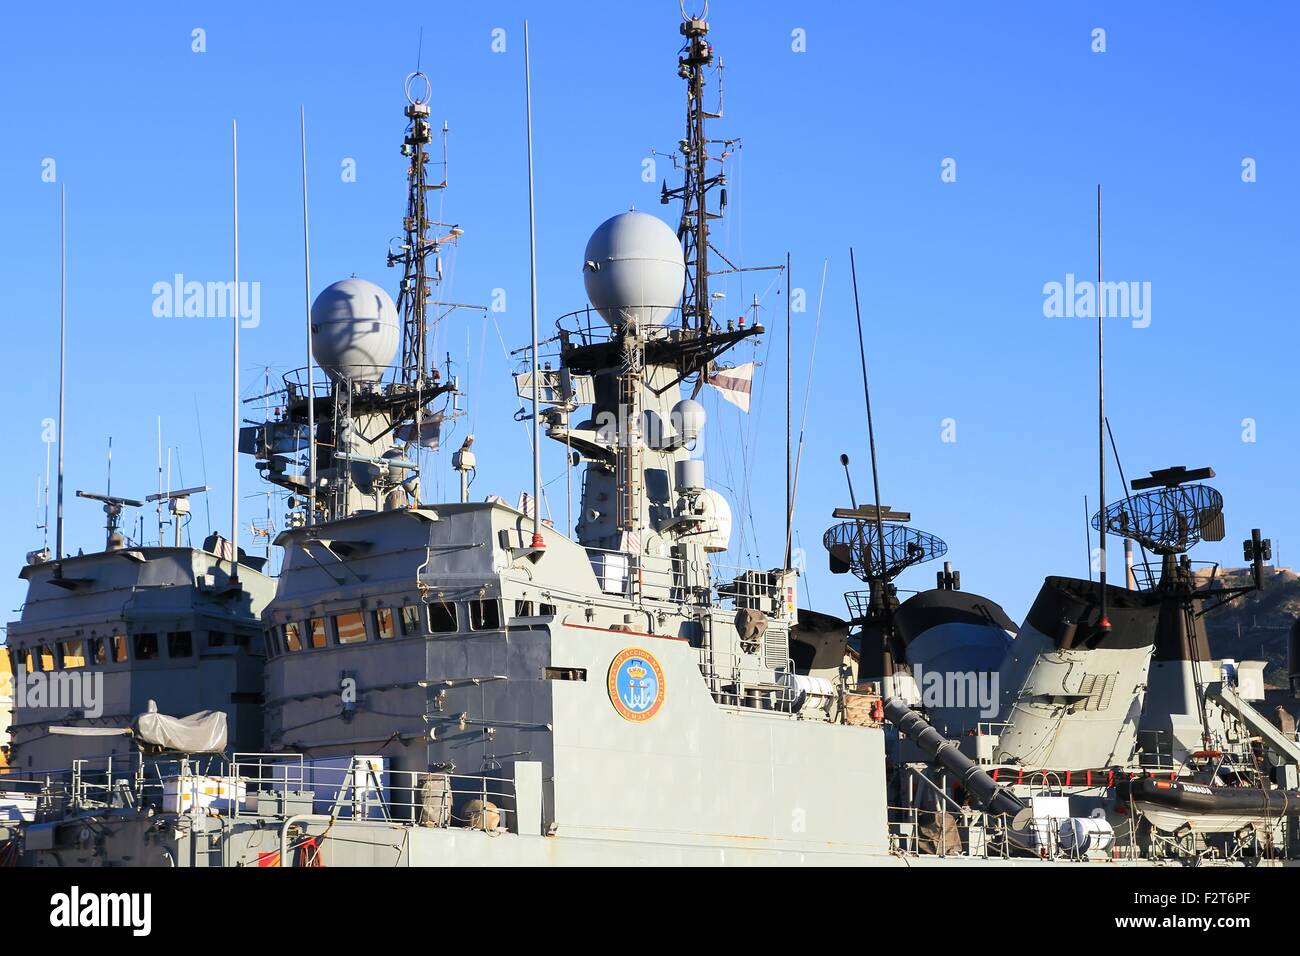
[671,399,706,444]
[698,489,733,553]
[582,211,684,329]
[310,278,400,383]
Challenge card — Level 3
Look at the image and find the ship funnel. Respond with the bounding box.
[582,211,684,329]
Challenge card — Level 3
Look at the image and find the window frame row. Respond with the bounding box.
[264,598,538,659]
[6,629,249,673]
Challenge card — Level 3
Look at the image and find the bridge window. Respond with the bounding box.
[539,603,557,616]
[91,638,108,665]
[284,622,303,653]
[168,631,194,658]
[21,647,35,673]
[334,611,367,645]
[399,606,422,637]
[515,600,534,618]
[545,666,587,681]
[374,608,395,640]
[110,634,128,663]
[134,633,160,661]
[308,617,328,649]
[469,599,501,631]
[429,601,457,633]
[39,644,57,671]
[61,640,86,668]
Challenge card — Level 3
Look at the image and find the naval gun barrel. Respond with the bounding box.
[883,697,1025,819]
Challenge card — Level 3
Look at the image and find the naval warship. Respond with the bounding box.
[2,8,1299,868]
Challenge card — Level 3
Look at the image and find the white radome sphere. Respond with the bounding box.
[698,489,733,553]
[582,211,684,329]
[671,399,706,444]
[310,278,400,383]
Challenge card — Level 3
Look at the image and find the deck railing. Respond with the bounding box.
[228,754,517,831]
[583,547,785,614]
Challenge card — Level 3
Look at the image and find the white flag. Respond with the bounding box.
[395,412,444,450]
[707,362,754,413]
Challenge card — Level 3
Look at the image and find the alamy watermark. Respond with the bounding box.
[50,886,151,936]
[1042,273,1151,328]
[911,662,999,719]
[592,403,704,450]
[2,666,103,718]
[152,274,260,328]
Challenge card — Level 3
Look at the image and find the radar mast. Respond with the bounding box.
[240,73,477,524]
[388,72,461,389]
[661,6,731,335]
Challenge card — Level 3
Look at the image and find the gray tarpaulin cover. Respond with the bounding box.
[133,703,228,753]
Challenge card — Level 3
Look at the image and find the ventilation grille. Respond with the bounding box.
[764,627,790,670]
[1077,672,1116,712]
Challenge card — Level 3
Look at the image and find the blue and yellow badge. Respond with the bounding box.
[608,647,666,722]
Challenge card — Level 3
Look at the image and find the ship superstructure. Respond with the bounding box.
[3,8,1300,870]
[4,382,273,777]
[863,465,1299,861]
[241,13,882,853]
[5,540,272,772]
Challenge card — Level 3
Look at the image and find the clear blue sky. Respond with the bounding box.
[1,1,1296,633]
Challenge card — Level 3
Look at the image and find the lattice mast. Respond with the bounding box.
[388,76,450,388]
[613,10,724,544]
[661,11,730,334]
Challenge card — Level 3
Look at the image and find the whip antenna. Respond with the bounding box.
[849,248,888,585]
[300,105,317,526]
[230,119,241,583]
[524,20,543,553]
[1096,185,1108,630]
[55,184,67,565]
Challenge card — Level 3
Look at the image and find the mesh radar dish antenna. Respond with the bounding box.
[822,458,947,698]
[1092,464,1269,606]
[1092,463,1271,752]
[1093,465,1225,558]
[818,251,951,698]
[1099,485,1225,557]
[823,519,949,584]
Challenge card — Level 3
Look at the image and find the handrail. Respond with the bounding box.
[583,546,784,611]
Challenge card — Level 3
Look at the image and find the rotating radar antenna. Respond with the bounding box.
[823,521,948,583]
[1092,464,1272,604]
[821,453,949,595]
[820,455,951,693]
[1091,465,1225,556]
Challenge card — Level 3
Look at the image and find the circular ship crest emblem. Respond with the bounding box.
[608,648,666,722]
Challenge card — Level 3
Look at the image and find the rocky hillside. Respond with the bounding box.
[1201,566,1300,688]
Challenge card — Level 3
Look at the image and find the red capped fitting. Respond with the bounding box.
[531,531,546,551]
